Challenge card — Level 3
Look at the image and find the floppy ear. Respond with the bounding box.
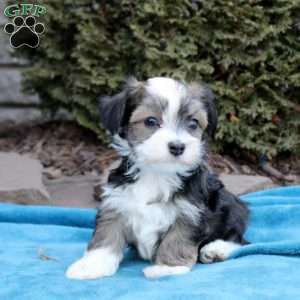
[189,82,218,138]
[98,90,128,135]
[202,85,218,138]
[98,77,144,135]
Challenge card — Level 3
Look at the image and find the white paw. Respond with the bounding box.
[143,265,190,279]
[66,248,121,280]
[199,239,240,264]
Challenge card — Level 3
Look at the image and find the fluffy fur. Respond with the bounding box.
[66,77,249,280]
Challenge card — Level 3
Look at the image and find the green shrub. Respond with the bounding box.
[16,0,300,156]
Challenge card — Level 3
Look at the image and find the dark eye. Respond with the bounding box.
[187,118,199,130]
[144,117,160,127]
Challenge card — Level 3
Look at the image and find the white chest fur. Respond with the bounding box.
[102,171,182,259]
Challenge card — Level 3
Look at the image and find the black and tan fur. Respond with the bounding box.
[66,77,249,280]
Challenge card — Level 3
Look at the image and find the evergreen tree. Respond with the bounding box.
[16,0,300,156]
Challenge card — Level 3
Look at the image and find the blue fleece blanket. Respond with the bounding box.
[1,186,300,300]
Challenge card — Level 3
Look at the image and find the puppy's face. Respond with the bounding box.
[99,77,217,174]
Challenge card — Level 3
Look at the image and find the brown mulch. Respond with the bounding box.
[0,121,298,181]
[0,121,117,179]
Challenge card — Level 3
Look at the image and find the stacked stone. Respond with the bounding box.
[0,2,41,125]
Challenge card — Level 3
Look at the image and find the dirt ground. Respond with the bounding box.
[0,121,299,183]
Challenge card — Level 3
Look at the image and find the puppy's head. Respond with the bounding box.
[99,77,217,173]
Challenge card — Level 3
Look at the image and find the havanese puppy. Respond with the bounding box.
[66,77,249,280]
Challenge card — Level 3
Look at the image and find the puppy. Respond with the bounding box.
[66,77,249,279]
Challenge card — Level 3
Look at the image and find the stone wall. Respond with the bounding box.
[0,2,42,125]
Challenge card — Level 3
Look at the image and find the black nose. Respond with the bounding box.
[168,142,185,156]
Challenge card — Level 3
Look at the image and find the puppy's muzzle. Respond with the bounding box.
[168,141,185,157]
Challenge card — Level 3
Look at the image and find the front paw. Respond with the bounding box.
[143,265,190,279]
[66,248,120,280]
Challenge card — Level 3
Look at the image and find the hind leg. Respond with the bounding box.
[199,239,241,264]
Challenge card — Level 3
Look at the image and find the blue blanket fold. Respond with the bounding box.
[1,186,300,300]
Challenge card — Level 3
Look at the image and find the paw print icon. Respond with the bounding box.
[4,16,45,48]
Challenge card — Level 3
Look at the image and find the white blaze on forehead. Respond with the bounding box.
[146,77,186,124]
